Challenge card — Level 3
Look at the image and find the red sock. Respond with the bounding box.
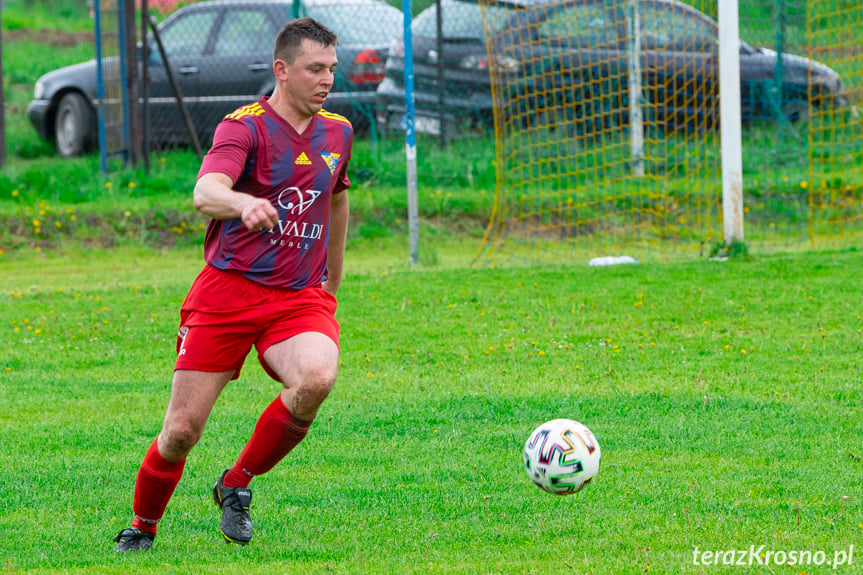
[223,396,313,488]
[130,437,186,534]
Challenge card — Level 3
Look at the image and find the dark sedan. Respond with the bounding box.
[376,0,846,137]
[27,0,403,157]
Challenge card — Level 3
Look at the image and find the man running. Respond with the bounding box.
[113,17,352,551]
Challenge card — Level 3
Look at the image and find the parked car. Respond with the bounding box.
[27,0,403,157]
[376,0,847,137]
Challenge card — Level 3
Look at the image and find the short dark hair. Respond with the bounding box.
[274,17,339,64]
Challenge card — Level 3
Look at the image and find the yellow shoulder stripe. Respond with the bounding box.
[225,102,265,120]
[318,109,352,127]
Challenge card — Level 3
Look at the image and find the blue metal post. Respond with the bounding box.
[402,0,419,267]
[94,0,107,173]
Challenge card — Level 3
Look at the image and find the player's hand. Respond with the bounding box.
[241,198,279,232]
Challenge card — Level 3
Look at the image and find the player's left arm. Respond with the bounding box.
[323,189,349,296]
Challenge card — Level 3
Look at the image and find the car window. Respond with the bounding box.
[537,4,618,48]
[639,1,716,52]
[306,4,402,45]
[213,10,278,56]
[413,0,515,40]
[158,9,218,58]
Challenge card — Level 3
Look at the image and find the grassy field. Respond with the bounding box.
[1,6,861,572]
[1,244,861,573]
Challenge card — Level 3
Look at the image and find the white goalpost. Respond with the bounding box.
[718,0,744,246]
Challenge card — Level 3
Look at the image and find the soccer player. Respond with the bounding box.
[113,17,352,551]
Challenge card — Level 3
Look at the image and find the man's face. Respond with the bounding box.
[282,39,338,119]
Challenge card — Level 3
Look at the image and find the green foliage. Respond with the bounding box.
[710,239,751,260]
[1,0,93,32]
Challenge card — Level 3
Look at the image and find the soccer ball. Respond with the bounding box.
[523,419,601,495]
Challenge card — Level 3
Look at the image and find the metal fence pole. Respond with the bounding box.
[123,0,141,166]
[403,0,419,267]
[435,0,445,148]
[141,0,150,172]
[627,0,644,177]
[95,0,109,173]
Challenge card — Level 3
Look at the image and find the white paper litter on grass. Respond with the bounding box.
[588,256,638,267]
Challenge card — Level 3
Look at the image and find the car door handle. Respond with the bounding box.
[178,66,199,75]
[248,63,269,72]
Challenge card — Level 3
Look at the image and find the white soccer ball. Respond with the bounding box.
[523,419,601,495]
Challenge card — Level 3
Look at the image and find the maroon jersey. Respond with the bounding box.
[198,97,352,290]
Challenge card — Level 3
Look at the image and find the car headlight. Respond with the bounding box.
[33,79,46,100]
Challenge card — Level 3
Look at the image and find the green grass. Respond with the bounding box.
[1,245,861,573]
[1,0,93,33]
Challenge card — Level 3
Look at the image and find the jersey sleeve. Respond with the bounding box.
[333,138,353,195]
[198,119,256,183]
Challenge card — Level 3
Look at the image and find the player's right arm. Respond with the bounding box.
[194,172,279,232]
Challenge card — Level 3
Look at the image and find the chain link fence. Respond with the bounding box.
[85,0,861,260]
[94,0,403,158]
[376,0,860,263]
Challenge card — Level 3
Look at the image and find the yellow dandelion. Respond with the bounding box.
[12,190,19,197]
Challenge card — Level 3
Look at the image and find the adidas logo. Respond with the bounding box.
[295,152,312,165]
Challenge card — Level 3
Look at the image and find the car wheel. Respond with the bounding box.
[54,92,96,157]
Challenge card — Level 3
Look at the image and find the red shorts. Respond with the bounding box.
[175,265,340,381]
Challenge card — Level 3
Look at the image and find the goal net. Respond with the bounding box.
[474,0,862,265]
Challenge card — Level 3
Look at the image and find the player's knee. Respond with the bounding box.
[162,420,204,455]
[303,368,336,400]
[293,365,336,406]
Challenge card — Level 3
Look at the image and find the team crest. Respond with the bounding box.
[320,152,341,175]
